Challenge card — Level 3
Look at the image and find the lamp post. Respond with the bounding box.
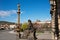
[50,0,59,40]
[50,0,55,39]
[55,0,59,40]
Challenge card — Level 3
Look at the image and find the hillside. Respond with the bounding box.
[0,21,16,25]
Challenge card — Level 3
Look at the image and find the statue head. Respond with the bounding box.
[28,19,31,23]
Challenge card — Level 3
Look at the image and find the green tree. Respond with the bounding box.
[21,22,28,30]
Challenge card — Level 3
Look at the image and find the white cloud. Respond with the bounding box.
[21,11,23,14]
[0,10,17,17]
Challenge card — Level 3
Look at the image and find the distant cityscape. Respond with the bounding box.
[0,20,51,31]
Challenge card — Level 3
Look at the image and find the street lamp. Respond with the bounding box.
[50,0,59,40]
[54,0,59,40]
[50,0,55,40]
[50,0,54,5]
[50,0,54,14]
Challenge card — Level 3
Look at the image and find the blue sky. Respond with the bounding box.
[0,0,51,23]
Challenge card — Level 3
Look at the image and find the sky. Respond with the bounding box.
[0,0,51,23]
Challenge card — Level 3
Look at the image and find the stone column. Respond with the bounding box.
[17,3,20,26]
[50,0,56,39]
[58,15,60,30]
[51,10,55,39]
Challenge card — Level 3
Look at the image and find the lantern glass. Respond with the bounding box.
[50,1,53,4]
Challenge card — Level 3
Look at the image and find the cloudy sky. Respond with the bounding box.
[0,0,51,23]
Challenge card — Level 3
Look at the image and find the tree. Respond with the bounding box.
[21,22,28,30]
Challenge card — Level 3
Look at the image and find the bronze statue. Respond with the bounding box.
[28,19,37,40]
